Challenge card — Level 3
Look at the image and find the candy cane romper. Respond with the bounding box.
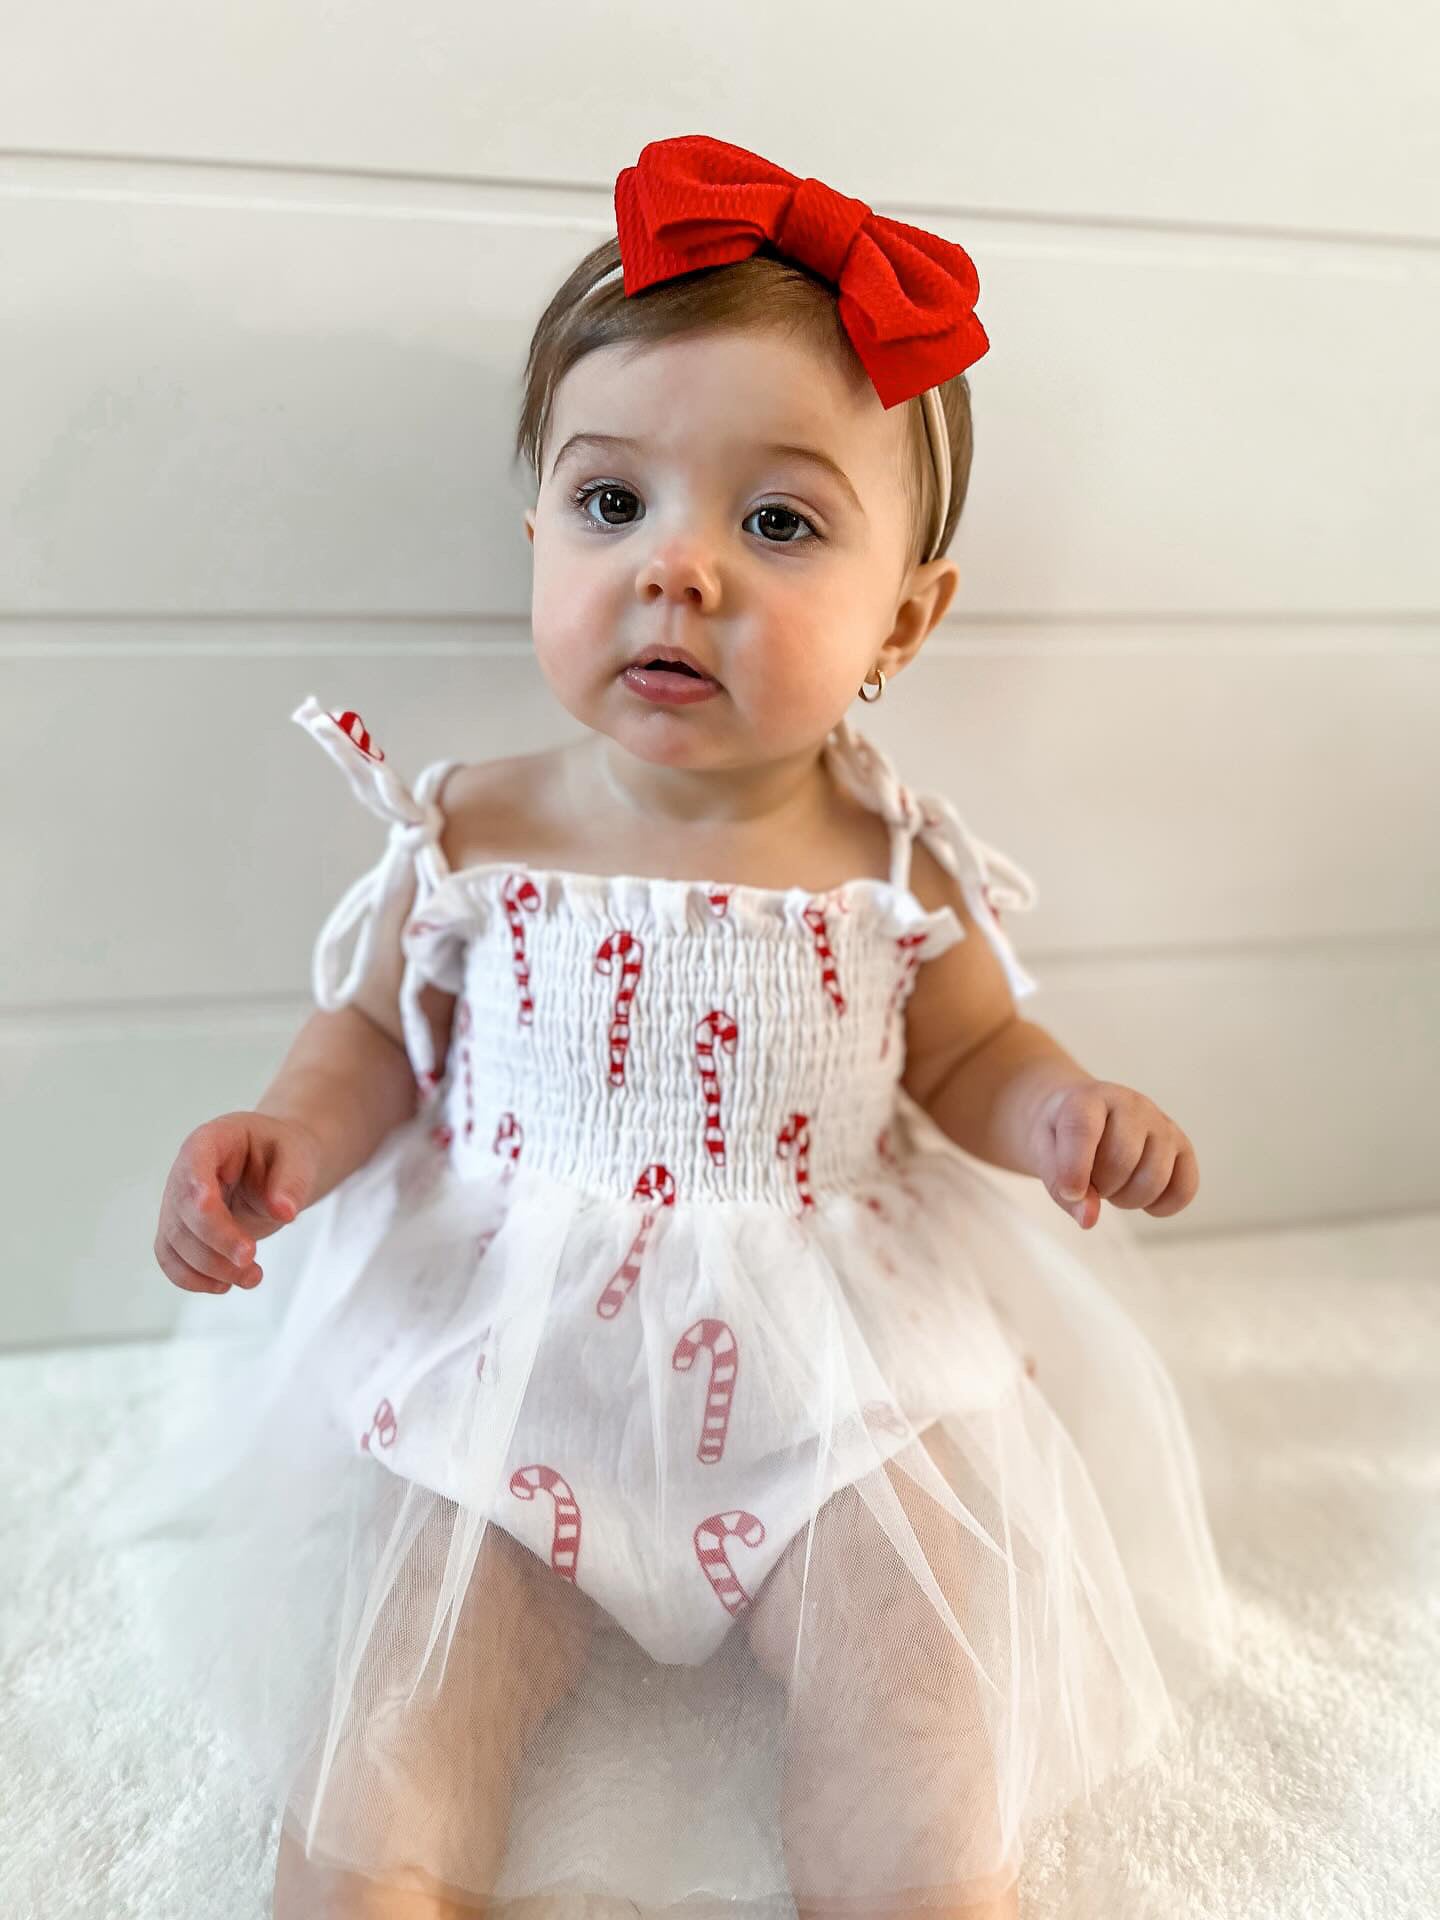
[108,694,1235,1911]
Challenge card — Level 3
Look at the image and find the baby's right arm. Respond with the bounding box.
[154,859,457,1296]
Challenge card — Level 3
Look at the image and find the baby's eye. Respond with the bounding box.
[575,484,642,528]
[570,484,820,545]
[743,504,818,545]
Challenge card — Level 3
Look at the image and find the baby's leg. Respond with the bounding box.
[274,1506,598,1918]
[745,1423,1022,1920]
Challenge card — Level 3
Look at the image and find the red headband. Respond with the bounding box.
[613,134,989,411]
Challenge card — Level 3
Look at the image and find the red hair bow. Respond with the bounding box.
[613,134,989,410]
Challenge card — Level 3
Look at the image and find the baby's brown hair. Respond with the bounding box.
[513,236,975,572]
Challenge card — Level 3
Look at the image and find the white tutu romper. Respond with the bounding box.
[106,695,1236,1915]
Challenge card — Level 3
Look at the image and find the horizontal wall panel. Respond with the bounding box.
[5,940,1435,1347]
[0,1004,321,1350]
[1,2,1436,241]
[1,177,1436,616]
[4,640,1435,1012]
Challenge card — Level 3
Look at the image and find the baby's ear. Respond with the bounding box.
[523,509,537,546]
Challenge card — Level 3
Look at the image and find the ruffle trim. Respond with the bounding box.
[400,863,965,994]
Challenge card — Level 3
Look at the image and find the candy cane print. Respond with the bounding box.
[594,929,644,1088]
[694,1010,738,1168]
[776,1112,815,1214]
[879,930,929,1061]
[501,873,543,1025]
[454,996,475,1141]
[672,1319,739,1464]
[595,1163,676,1318]
[360,1397,398,1453]
[328,709,385,762]
[801,902,847,1014]
[509,1465,582,1581]
[707,886,732,917]
[694,1510,766,1617]
[493,1112,523,1183]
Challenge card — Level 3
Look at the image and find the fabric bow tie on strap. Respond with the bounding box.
[826,717,1040,1001]
[290,696,463,1098]
[614,133,989,408]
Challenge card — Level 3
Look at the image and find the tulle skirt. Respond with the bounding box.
[100,1092,1236,1914]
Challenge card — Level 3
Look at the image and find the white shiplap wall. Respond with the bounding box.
[3,2,1437,1348]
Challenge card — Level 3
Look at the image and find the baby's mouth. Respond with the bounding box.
[626,658,722,686]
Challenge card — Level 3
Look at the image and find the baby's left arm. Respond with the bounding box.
[900,844,1198,1232]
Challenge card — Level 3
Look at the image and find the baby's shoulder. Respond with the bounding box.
[435,742,575,876]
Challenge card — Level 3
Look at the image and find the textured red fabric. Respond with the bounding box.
[614,134,989,409]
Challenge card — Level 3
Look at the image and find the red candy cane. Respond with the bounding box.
[594,929,644,1088]
[595,1163,676,1318]
[776,1112,815,1214]
[880,930,930,1061]
[672,1319,739,1464]
[694,1510,766,1616]
[801,902,847,1014]
[328,709,384,762]
[360,1397,397,1453]
[695,1010,738,1168]
[509,1464,582,1580]
[707,887,732,917]
[501,873,542,1025]
[493,1112,523,1183]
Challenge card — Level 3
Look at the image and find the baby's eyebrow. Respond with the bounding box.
[549,431,865,516]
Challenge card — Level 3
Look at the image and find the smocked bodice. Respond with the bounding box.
[290,697,1040,1209]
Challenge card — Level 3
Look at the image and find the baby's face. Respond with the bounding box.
[524,327,951,771]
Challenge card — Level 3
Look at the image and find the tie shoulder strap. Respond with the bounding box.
[827,716,1040,1002]
[290,695,463,1093]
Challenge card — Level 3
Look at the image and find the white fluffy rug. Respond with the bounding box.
[4,1213,1436,1920]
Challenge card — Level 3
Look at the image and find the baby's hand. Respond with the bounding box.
[154,1111,322,1295]
[1031,1081,1198,1230]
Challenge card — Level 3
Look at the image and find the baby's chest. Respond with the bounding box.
[441,900,921,1205]
[436,753,897,897]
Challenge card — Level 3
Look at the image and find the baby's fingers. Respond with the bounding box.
[156,1183,260,1290]
[173,1215,262,1289]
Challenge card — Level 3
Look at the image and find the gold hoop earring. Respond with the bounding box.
[858,666,885,703]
